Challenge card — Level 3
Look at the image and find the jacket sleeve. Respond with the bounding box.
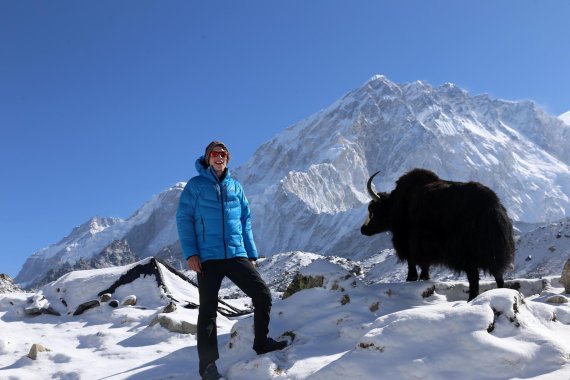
[176,182,199,261]
[238,183,258,260]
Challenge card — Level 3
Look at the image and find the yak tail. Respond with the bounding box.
[476,206,515,275]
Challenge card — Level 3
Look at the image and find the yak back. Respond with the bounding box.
[389,169,440,229]
[389,169,515,275]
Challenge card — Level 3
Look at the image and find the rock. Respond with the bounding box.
[73,300,101,316]
[27,343,49,360]
[108,300,119,308]
[162,301,177,313]
[122,295,137,306]
[24,294,61,316]
[100,293,112,302]
[24,306,43,316]
[562,257,570,294]
[546,295,569,304]
[282,273,324,299]
[42,305,61,316]
[149,315,197,334]
[27,294,48,309]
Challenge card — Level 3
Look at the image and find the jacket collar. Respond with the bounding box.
[195,157,230,183]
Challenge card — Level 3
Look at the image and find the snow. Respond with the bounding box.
[559,111,570,125]
[2,254,570,379]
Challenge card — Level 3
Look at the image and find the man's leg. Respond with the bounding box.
[225,258,272,348]
[197,260,224,376]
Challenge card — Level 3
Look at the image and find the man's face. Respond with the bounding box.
[208,147,228,174]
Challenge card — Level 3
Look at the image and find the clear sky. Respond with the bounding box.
[1,1,569,278]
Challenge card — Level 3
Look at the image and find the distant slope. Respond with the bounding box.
[16,184,184,287]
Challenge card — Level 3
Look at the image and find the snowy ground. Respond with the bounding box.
[1,253,570,379]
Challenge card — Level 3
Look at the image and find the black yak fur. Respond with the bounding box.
[361,168,515,301]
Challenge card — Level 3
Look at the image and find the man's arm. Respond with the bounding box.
[176,183,201,271]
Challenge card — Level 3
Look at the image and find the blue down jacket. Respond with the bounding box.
[176,157,258,263]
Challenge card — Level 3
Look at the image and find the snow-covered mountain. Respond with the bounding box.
[15,184,184,288]
[235,75,570,258]
[0,274,21,293]
[14,75,570,288]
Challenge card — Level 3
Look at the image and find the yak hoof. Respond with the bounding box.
[406,275,418,282]
[467,291,479,302]
[419,274,430,281]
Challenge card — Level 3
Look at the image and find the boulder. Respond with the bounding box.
[27,343,49,360]
[282,273,324,299]
[73,300,101,316]
[24,306,43,316]
[546,295,569,304]
[162,301,177,313]
[42,305,61,316]
[149,315,197,334]
[24,294,59,316]
[122,295,137,306]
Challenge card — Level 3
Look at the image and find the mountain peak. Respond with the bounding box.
[363,74,401,96]
[368,74,389,83]
[60,216,121,246]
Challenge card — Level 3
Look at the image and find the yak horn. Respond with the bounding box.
[367,171,382,202]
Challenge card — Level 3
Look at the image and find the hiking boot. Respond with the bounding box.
[254,337,288,355]
[202,363,223,380]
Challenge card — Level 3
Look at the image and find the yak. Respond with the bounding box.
[361,168,515,301]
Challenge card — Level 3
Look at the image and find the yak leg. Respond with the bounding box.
[406,261,419,281]
[419,264,430,280]
[466,268,480,301]
[493,272,505,289]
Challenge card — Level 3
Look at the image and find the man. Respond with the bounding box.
[176,141,286,380]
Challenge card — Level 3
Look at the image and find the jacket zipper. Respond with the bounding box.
[201,218,205,242]
[216,181,227,259]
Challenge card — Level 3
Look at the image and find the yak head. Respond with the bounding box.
[361,171,392,236]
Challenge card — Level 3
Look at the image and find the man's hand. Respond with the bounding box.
[249,259,257,268]
[188,256,202,274]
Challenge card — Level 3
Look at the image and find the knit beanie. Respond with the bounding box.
[203,140,230,167]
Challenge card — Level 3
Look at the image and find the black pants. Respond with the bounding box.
[197,258,272,376]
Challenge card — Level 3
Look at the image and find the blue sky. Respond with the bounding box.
[1,1,569,278]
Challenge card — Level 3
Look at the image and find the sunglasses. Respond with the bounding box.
[209,151,227,158]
